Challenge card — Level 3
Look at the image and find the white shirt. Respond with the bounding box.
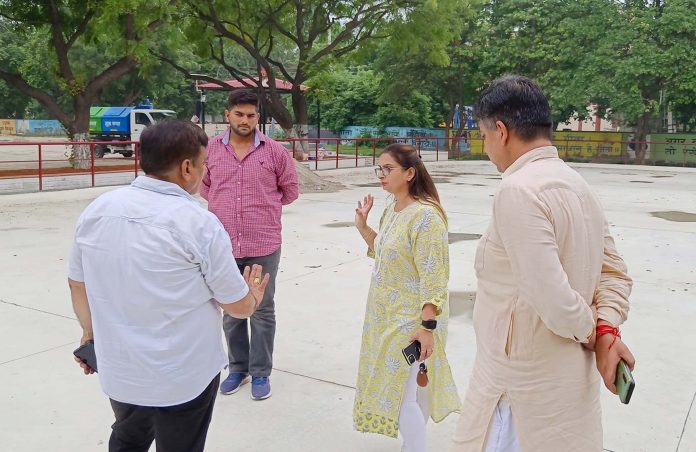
[68,176,248,407]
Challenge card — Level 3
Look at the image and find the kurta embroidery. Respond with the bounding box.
[354,201,460,438]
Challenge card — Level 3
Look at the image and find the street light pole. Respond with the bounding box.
[191,74,210,134]
[200,92,207,133]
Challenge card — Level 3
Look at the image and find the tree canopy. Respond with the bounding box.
[1,0,695,156]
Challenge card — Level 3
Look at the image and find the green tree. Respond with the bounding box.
[374,1,485,155]
[476,0,696,163]
[306,66,441,131]
[181,0,458,159]
[0,0,176,167]
[307,67,380,132]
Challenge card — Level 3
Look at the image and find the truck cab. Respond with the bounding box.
[90,104,176,157]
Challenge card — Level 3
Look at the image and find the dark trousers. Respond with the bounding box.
[108,374,220,452]
[223,247,281,377]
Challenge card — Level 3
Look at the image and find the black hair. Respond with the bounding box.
[473,75,553,141]
[139,120,208,176]
[227,89,259,110]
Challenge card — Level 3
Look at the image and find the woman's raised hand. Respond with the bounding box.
[354,194,374,230]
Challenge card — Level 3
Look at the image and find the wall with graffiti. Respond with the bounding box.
[0,119,65,136]
[650,134,696,165]
[340,126,446,149]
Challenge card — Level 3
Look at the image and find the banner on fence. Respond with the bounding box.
[552,131,623,159]
[0,119,16,135]
[650,133,696,165]
[16,119,65,136]
[340,126,446,149]
[450,130,624,158]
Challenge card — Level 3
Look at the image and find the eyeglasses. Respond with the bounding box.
[374,165,404,177]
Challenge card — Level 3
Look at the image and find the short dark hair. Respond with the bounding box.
[473,75,553,141]
[227,89,258,110]
[139,120,208,176]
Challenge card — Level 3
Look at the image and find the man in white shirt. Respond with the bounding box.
[68,119,270,452]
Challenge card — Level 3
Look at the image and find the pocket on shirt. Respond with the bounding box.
[474,232,488,274]
[505,298,535,360]
[258,160,277,182]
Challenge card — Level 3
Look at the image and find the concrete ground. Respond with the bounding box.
[0,160,695,452]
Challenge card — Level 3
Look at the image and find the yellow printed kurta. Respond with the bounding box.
[353,201,460,438]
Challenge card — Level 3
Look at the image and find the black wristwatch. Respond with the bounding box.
[421,319,437,330]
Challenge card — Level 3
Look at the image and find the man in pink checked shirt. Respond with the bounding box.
[201,89,299,400]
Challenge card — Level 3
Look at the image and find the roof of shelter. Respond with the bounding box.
[197,77,308,92]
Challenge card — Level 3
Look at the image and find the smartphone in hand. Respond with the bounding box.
[616,359,634,404]
[402,340,421,366]
[73,340,98,372]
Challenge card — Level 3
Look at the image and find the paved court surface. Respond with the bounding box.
[0,160,694,451]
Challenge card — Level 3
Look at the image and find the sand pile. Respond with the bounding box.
[294,162,344,193]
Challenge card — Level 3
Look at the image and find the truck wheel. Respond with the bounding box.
[95,145,107,158]
[122,151,133,158]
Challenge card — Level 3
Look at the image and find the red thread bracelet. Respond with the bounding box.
[596,325,621,350]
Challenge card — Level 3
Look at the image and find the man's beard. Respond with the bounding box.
[231,124,254,137]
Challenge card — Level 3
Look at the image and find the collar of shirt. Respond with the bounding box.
[131,175,197,202]
[222,127,265,150]
[502,146,559,178]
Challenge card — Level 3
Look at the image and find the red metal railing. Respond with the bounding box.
[0,140,140,192]
[0,136,693,193]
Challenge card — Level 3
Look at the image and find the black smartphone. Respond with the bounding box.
[616,359,635,404]
[401,340,421,366]
[73,340,98,372]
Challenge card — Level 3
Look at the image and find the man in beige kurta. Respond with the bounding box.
[452,76,636,452]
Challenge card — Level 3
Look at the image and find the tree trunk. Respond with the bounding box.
[67,96,93,169]
[260,90,293,129]
[635,111,652,165]
[445,101,456,158]
[68,131,92,169]
[291,87,309,161]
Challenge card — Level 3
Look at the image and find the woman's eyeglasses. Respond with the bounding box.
[374,166,404,177]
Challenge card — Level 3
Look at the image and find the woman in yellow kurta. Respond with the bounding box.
[353,144,460,451]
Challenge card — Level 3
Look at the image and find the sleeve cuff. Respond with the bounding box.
[67,272,84,283]
[420,300,443,316]
[216,286,250,305]
[597,307,624,327]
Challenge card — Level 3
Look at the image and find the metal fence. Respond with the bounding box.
[0,136,694,194]
[0,140,140,193]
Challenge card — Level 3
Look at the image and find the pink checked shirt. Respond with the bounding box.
[201,129,299,258]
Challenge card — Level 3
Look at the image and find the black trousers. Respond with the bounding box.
[108,374,220,452]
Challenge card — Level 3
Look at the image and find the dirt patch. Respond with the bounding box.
[449,232,482,243]
[323,221,354,228]
[600,171,637,176]
[650,211,696,222]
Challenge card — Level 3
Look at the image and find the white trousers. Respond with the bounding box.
[399,363,428,452]
[484,399,521,452]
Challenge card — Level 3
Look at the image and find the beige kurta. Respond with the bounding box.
[452,147,632,452]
